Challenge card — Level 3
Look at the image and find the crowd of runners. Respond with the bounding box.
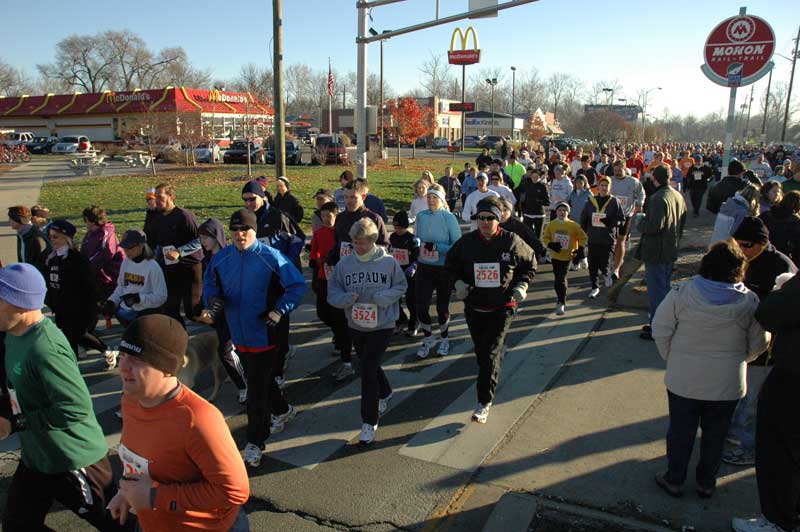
[0,140,798,532]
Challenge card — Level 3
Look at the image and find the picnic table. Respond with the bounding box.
[68,152,108,176]
[121,150,153,168]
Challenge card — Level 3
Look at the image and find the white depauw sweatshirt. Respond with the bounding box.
[108,258,168,311]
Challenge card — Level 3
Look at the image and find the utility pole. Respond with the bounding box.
[761,67,773,145]
[744,84,754,141]
[272,0,286,177]
[781,24,799,142]
[379,38,384,152]
[485,78,498,136]
[510,66,516,141]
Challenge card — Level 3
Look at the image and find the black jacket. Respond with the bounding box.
[683,164,713,191]
[707,176,745,214]
[745,244,797,301]
[273,192,304,224]
[326,207,388,266]
[17,225,51,277]
[45,248,96,327]
[755,273,800,374]
[254,204,305,268]
[445,229,535,310]
[580,195,625,248]
[760,209,800,267]
[501,217,545,258]
[515,179,550,217]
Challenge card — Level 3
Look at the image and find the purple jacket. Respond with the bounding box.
[81,221,124,299]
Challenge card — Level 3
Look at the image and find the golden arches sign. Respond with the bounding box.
[448,27,480,65]
[208,89,222,103]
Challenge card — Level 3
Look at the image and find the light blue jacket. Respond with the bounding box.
[414,209,462,267]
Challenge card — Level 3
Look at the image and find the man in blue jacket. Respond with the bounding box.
[202,208,307,468]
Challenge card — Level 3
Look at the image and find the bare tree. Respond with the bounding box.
[0,59,33,96]
[545,72,581,119]
[515,67,545,115]
[231,63,273,101]
[38,34,113,93]
[419,51,455,99]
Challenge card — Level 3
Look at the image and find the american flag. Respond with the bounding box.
[327,62,334,98]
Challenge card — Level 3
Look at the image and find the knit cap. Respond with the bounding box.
[119,314,187,375]
[241,180,266,198]
[733,216,770,244]
[48,219,77,238]
[0,263,46,310]
[392,211,410,228]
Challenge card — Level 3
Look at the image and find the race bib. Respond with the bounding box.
[340,242,353,258]
[49,272,59,283]
[473,263,501,288]
[591,212,606,228]
[162,245,179,265]
[351,303,378,329]
[8,387,21,416]
[118,443,150,478]
[693,171,702,181]
[555,232,570,249]
[420,246,439,262]
[617,196,630,211]
[392,248,409,265]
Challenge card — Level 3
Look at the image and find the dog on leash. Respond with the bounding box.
[178,331,227,402]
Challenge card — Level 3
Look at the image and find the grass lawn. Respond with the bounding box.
[39,158,446,240]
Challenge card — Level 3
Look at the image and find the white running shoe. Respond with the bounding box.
[569,262,579,271]
[580,258,588,269]
[589,287,600,299]
[333,363,355,381]
[378,391,394,414]
[416,335,436,359]
[359,423,377,444]
[114,409,123,420]
[237,388,248,404]
[103,349,118,370]
[242,443,262,468]
[472,402,491,423]
[556,303,566,315]
[269,404,296,435]
[731,515,786,532]
[436,338,450,356]
[274,376,286,389]
[604,274,614,288]
[542,254,552,264]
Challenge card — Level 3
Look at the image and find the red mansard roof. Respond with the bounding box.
[0,88,273,117]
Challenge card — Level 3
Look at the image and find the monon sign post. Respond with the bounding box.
[701,6,775,172]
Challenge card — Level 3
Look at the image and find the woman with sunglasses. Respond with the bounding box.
[445,197,535,424]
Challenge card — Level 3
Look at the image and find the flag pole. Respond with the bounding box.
[328,58,333,135]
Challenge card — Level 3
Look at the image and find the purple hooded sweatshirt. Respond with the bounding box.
[81,221,124,300]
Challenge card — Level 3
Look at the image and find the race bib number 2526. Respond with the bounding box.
[473,263,501,288]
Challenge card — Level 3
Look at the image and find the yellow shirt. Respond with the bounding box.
[542,218,588,261]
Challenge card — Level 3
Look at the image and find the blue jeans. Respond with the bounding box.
[727,365,771,453]
[644,262,673,323]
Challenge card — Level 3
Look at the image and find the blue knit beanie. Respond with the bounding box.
[0,263,46,310]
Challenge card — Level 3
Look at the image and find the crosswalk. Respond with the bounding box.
[0,261,611,478]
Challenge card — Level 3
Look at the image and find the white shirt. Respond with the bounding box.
[408,196,428,223]
[462,189,501,230]
[489,184,517,205]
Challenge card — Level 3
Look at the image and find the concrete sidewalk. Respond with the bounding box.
[432,201,758,532]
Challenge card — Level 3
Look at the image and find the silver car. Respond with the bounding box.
[52,135,91,154]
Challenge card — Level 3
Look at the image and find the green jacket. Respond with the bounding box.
[506,161,526,188]
[5,318,107,473]
[635,184,687,264]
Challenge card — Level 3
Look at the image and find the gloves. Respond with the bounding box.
[511,284,527,303]
[121,293,140,307]
[573,246,585,261]
[547,242,562,253]
[265,310,283,327]
[424,242,436,252]
[404,264,417,278]
[207,296,225,322]
[454,280,471,300]
[102,300,117,316]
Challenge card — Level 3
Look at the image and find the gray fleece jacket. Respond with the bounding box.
[327,246,408,332]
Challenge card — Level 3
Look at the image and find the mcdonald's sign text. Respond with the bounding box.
[448,27,480,65]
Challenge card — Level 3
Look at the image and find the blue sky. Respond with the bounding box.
[5,0,798,118]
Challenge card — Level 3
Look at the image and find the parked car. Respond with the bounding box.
[0,131,34,147]
[401,137,427,148]
[223,140,265,164]
[25,136,58,154]
[384,136,398,148]
[459,135,482,148]
[266,140,302,165]
[480,135,505,149]
[51,135,92,154]
[314,138,348,165]
[432,137,450,149]
[190,142,220,163]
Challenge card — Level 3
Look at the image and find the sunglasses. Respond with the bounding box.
[230,225,252,233]
[476,215,497,222]
[242,196,259,203]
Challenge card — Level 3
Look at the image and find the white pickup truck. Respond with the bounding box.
[0,131,34,147]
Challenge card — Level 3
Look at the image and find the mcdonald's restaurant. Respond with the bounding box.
[0,87,274,147]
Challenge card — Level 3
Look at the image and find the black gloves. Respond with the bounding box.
[573,246,585,261]
[121,293,140,307]
[102,300,117,316]
[257,309,283,326]
[207,296,225,321]
[547,242,562,252]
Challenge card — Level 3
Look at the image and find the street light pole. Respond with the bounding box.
[272,0,286,177]
[744,84,754,141]
[485,78,497,136]
[640,87,661,141]
[510,66,516,141]
[781,24,799,142]
[761,67,773,144]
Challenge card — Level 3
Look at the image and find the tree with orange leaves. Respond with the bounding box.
[386,97,437,159]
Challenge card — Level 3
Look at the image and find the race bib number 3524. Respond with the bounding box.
[351,303,378,329]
